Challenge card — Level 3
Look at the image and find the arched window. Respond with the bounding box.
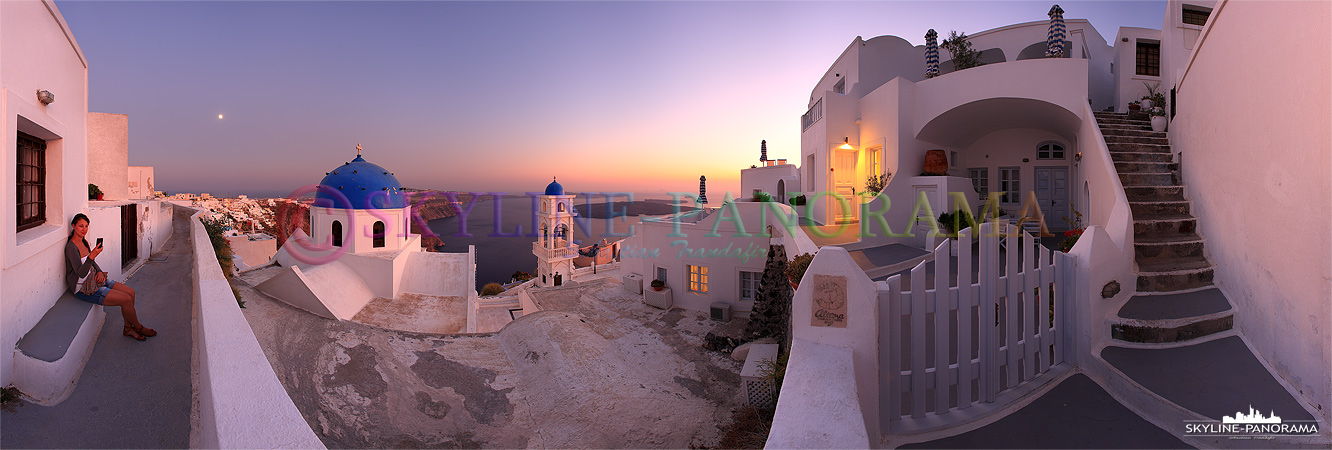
[557,202,565,212]
[1037,141,1066,159]
[373,221,385,248]
[331,220,343,247]
[555,224,567,239]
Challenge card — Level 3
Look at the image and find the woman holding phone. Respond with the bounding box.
[65,213,155,340]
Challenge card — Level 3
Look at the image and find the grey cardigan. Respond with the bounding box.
[64,238,102,293]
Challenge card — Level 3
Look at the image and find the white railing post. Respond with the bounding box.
[909,261,928,418]
[884,275,903,428]
[956,228,974,409]
[1038,244,1053,373]
[979,221,999,402]
[1004,225,1021,390]
[1022,228,1037,381]
[932,240,951,415]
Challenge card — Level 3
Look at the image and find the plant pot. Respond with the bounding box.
[1141,99,1153,110]
[1128,104,1141,111]
[1150,116,1167,132]
[95,194,104,201]
[652,286,664,292]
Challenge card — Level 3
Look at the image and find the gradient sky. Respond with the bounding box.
[58,0,1165,199]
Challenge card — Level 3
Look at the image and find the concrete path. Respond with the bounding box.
[899,374,1190,449]
[2,206,195,448]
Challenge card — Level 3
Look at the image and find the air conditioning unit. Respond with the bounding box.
[710,302,731,322]
[622,273,643,294]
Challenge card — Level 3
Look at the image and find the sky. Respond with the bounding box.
[58,0,1165,199]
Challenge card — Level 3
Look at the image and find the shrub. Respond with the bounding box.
[201,218,244,308]
[785,253,814,287]
[864,170,893,195]
[787,195,806,206]
[752,191,773,202]
[941,31,985,71]
[511,271,533,282]
[480,283,504,296]
[938,210,977,235]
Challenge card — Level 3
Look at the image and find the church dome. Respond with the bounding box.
[316,154,406,209]
[544,178,564,196]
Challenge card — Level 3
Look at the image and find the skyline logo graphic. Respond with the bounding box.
[1183,404,1320,439]
[1222,406,1282,424]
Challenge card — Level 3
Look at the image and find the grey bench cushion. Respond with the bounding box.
[16,292,97,363]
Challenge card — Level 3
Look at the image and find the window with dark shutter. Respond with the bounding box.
[1183,6,1211,26]
[17,132,46,232]
[1136,41,1160,76]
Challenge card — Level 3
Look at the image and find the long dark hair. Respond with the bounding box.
[69,213,90,247]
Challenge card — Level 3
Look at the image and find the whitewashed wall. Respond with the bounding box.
[0,0,90,388]
[87,113,128,201]
[1167,0,1332,422]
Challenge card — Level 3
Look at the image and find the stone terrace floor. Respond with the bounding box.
[2,207,195,449]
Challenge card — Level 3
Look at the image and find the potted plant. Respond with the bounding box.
[938,210,977,252]
[1142,82,1164,110]
[650,279,665,291]
[1148,106,1167,132]
[1128,100,1141,111]
[785,253,814,290]
[88,183,104,201]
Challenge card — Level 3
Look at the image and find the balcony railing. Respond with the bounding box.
[801,98,823,131]
[532,241,578,260]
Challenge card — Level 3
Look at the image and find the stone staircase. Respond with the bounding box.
[1091,113,1326,447]
[1095,111,1234,344]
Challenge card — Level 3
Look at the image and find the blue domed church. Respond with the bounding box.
[258,145,478,333]
[309,148,413,254]
[534,178,577,287]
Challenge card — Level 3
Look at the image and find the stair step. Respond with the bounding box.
[1124,186,1185,201]
[1111,152,1174,163]
[1095,117,1149,126]
[1112,300,1233,344]
[1119,172,1177,186]
[1134,232,1203,244]
[1102,336,1316,423]
[1135,239,1205,261]
[1107,142,1171,153]
[1114,161,1176,173]
[1129,200,1190,217]
[1101,128,1166,138]
[1133,214,1197,236]
[1137,267,1215,293]
[1105,135,1170,145]
[1137,255,1214,273]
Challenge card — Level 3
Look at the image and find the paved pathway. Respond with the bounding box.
[2,207,194,449]
[900,374,1190,449]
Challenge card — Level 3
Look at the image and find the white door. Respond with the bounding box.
[912,186,939,248]
[833,150,858,223]
[1035,167,1070,230]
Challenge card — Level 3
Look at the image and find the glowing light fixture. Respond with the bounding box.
[839,137,854,150]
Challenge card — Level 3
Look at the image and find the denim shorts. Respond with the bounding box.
[73,279,117,305]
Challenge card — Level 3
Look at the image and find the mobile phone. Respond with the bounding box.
[96,238,104,248]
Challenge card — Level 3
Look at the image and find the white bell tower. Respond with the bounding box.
[535,178,577,287]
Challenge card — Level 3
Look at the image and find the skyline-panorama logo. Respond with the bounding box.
[1184,405,1320,439]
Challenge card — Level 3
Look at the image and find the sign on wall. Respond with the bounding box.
[811,274,847,328]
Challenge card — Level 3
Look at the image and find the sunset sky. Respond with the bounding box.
[59,0,1164,199]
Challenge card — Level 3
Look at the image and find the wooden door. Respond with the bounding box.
[1035,167,1070,230]
[120,204,138,266]
[833,150,859,223]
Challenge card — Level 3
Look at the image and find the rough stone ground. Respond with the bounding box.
[353,293,467,334]
[235,272,746,448]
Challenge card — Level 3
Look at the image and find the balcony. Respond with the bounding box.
[533,241,578,260]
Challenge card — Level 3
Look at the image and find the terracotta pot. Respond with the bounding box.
[1128,104,1141,111]
[923,149,949,175]
[95,194,104,201]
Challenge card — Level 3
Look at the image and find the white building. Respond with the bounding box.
[765,1,1331,447]
[1,0,173,404]
[620,200,818,316]
[257,149,477,330]
[532,178,578,287]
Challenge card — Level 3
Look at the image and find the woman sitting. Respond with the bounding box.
[65,213,156,341]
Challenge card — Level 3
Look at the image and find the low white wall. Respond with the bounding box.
[766,339,869,449]
[1169,0,1331,422]
[1069,102,1135,368]
[187,208,324,449]
[400,250,472,297]
[782,246,879,442]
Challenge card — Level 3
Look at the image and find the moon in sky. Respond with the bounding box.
[218,114,224,119]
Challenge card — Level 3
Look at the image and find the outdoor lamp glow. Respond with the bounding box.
[839,137,853,150]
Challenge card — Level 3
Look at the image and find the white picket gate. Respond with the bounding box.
[880,221,1076,433]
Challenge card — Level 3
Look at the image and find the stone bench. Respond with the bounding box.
[12,291,105,405]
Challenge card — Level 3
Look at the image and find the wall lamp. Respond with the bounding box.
[36,90,54,105]
[1075,151,1083,162]
[839,137,854,150]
